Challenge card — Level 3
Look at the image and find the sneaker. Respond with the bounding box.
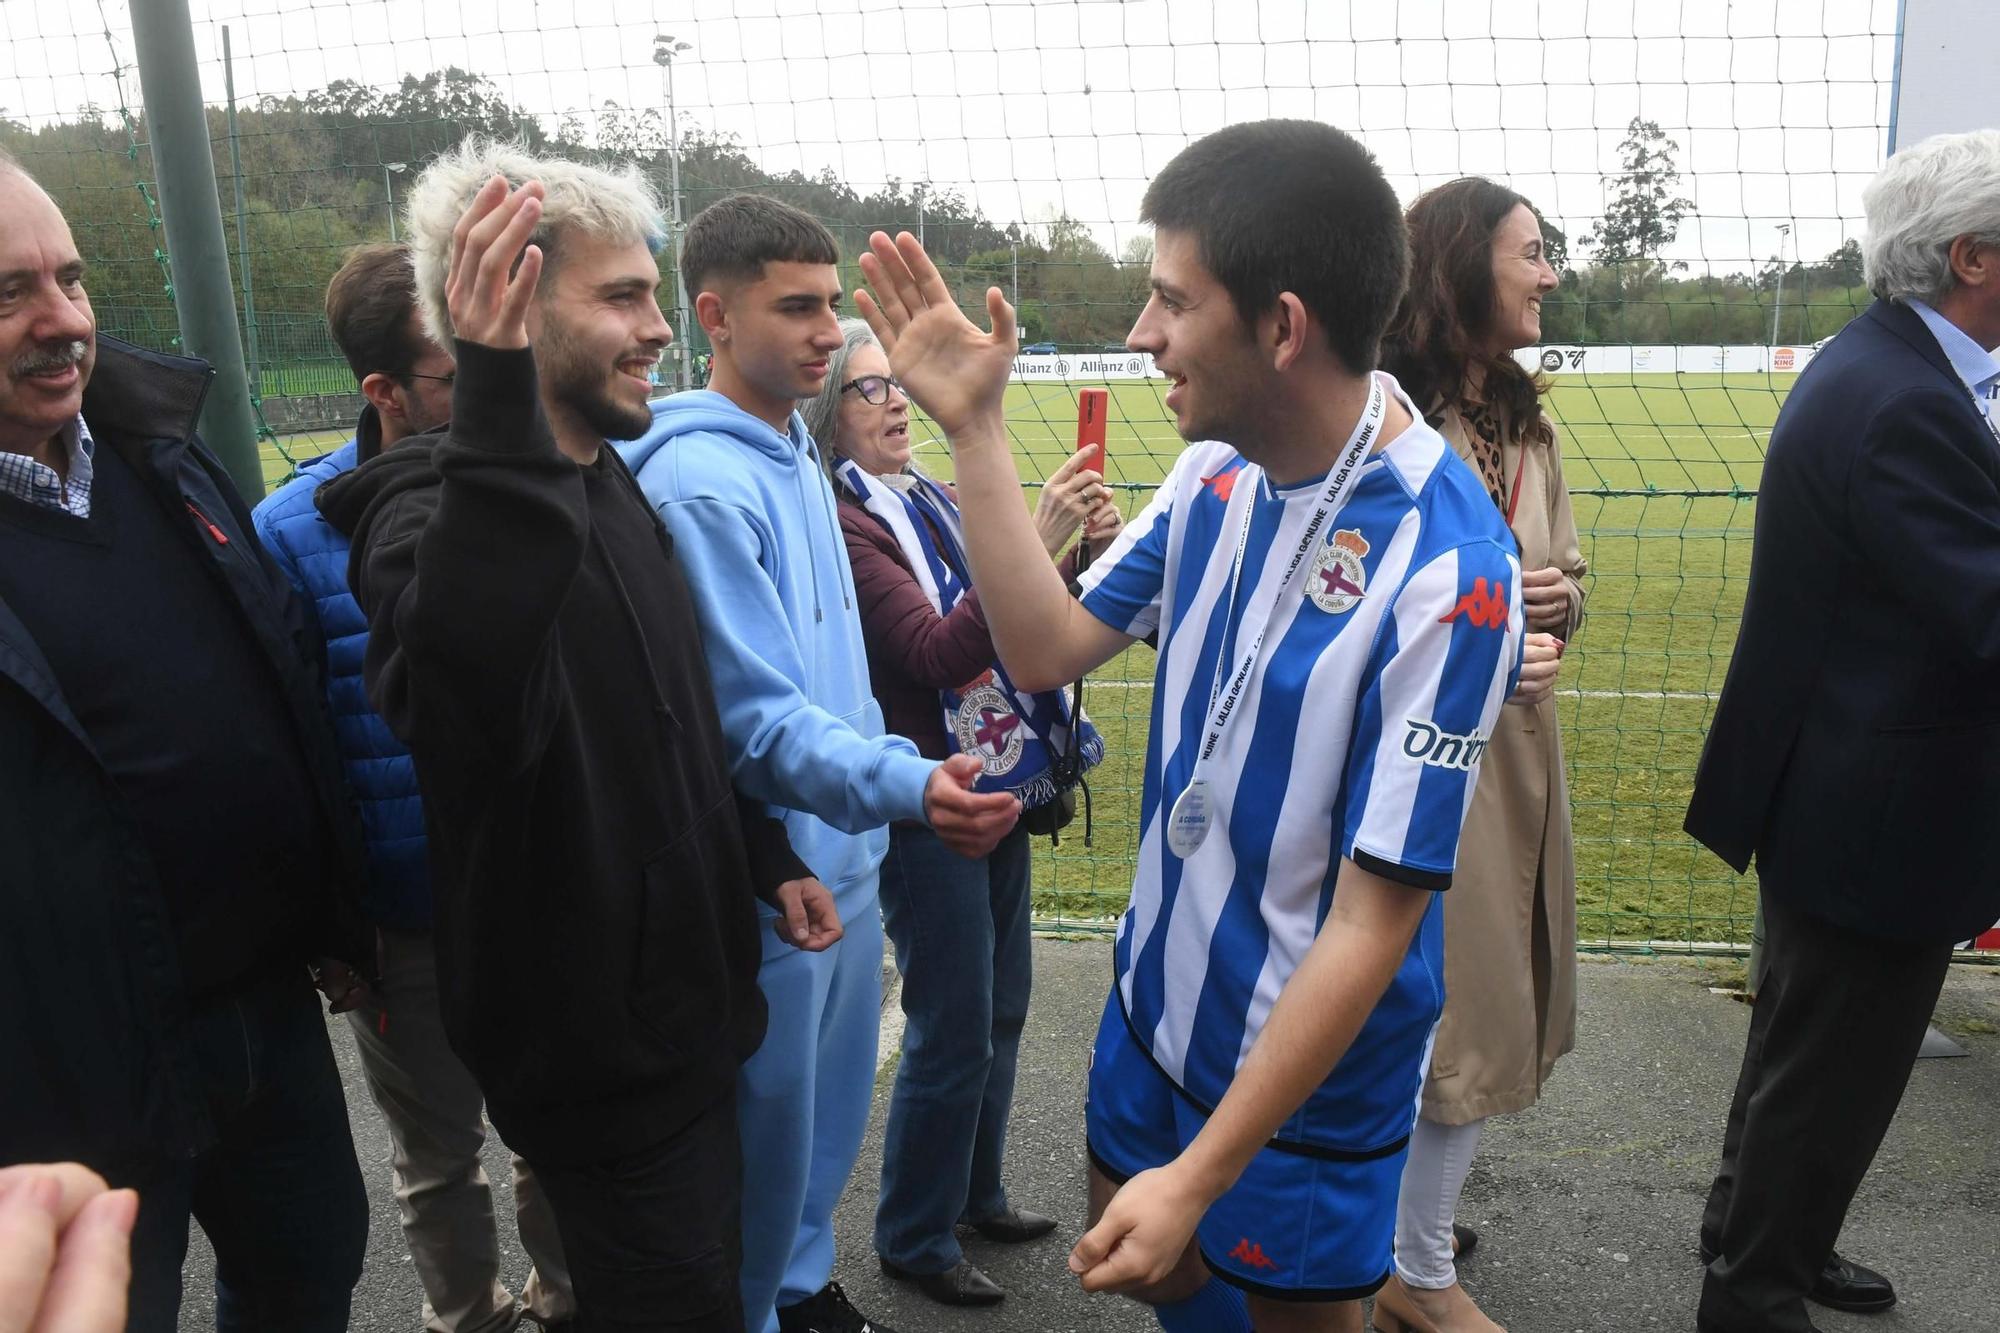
[775,1280,899,1333]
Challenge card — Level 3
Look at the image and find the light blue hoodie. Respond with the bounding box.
[620,391,935,956]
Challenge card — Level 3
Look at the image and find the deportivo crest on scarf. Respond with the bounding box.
[835,459,1103,807]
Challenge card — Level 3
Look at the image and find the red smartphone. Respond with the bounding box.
[1076,388,1109,475]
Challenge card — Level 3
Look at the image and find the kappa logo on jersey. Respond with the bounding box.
[1306,527,1370,614]
[1227,1237,1281,1272]
[1402,718,1490,771]
[1201,466,1241,502]
[1439,576,1510,630]
[954,683,1027,776]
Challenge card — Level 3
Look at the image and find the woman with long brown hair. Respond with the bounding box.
[1373,177,1585,1333]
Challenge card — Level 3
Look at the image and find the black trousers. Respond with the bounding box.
[529,1089,745,1333]
[1697,889,1952,1332]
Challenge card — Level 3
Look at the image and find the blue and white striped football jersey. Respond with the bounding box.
[1077,376,1524,1156]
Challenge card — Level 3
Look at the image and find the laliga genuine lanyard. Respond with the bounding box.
[1165,374,1388,859]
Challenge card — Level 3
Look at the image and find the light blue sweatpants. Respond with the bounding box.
[737,897,884,1333]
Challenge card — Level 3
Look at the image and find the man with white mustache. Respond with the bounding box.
[0,149,377,1330]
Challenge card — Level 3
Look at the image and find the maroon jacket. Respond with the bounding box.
[838,490,1079,759]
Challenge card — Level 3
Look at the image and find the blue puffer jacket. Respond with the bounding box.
[252,408,429,929]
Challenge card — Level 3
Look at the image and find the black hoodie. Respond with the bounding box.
[317,340,808,1165]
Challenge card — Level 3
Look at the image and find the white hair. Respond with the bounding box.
[404,137,668,346]
[1862,129,2000,306]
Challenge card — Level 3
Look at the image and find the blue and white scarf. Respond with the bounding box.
[836,458,1103,810]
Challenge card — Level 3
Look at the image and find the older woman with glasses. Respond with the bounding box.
[800,318,1119,1310]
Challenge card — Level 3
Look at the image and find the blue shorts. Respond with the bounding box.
[1084,988,1404,1302]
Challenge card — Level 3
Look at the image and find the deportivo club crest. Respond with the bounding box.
[955,683,1027,776]
[1307,528,1370,614]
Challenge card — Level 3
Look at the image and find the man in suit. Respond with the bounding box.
[1685,128,2000,1333]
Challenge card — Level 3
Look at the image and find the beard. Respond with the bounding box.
[537,313,653,442]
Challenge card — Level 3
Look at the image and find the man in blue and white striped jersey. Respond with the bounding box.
[853,119,1543,1333]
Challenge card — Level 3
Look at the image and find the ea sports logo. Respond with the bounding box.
[1540,349,1564,373]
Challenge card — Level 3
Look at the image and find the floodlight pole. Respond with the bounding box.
[1770,223,1791,348]
[655,35,693,392]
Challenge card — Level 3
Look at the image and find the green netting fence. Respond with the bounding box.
[7,0,1975,953]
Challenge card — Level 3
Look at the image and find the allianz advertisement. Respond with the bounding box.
[1010,352,1161,380]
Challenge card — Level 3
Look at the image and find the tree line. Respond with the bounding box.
[0,80,1867,362]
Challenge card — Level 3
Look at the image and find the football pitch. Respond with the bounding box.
[266,372,1781,946]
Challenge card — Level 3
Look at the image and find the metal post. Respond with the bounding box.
[383,162,406,242]
[130,0,264,501]
[221,27,259,403]
[654,34,693,393]
[1770,223,1791,349]
[1011,238,1019,306]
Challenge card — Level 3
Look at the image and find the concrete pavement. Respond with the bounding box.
[179,941,2000,1331]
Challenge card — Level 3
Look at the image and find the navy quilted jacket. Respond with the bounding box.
[253,408,430,929]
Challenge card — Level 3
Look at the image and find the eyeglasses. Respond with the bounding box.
[839,374,903,405]
[403,371,455,387]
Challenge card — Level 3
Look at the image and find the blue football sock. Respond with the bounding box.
[1153,1276,1253,1333]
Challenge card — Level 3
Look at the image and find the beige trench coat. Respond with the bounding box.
[1422,403,1585,1125]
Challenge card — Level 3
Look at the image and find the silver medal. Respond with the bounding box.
[1166,780,1214,858]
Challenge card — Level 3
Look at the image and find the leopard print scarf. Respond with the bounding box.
[1463,399,1507,512]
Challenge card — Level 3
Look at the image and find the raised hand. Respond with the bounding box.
[854,231,1016,441]
[446,175,546,350]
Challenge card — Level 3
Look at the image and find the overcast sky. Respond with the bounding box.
[0,0,1904,274]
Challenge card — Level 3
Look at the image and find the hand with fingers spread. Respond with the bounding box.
[772,876,844,953]
[446,175,547,350]
[1510,631,1563,706]
[0,1163,137,1333]
[1034,446,1115,558]
[854,231,1016,443]
[923,753,1022,858]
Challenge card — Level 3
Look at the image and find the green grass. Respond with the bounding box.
[267,370,1783,947]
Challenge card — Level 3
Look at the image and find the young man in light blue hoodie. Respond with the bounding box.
[620,194,1022,1333]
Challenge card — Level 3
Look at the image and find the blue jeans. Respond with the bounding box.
[126,967,367,1333]
[874,823,1033,1274]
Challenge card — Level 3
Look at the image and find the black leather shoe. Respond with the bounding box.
[967,1205,1058,1243]
[1451,1221,1479,1260]
[1696,1242,1894,1316]
[777,1280,899,1333]
[1809,1253,1895,1313]
[879,1256,1006,1307]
